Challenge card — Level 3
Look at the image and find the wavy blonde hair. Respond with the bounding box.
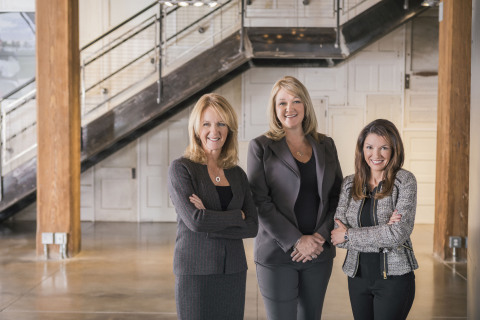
[352,119,405,200]
[184,93,238,168]
[265,76,323,142]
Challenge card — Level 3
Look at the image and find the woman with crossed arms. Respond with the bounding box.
[331,119,418,320]
[168,93,258,320]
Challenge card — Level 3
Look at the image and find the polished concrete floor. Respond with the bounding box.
[0,222,467,319]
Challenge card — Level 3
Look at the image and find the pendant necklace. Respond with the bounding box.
[296,151,304,157]
[210,166,221,184]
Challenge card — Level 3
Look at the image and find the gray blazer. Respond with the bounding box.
[334,169,419,277]
[168,157,258,275]
[247,134,343,265]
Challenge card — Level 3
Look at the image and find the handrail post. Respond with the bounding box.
[239,0,245,53]
[335,0,341,48]
[157,2,163,104]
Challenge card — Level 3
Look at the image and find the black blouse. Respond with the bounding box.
[216,186,233,211]
[358,188,382,280]
[293,154,320,235]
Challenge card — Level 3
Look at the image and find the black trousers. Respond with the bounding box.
[348,272,415,320]
[256,259,333,320]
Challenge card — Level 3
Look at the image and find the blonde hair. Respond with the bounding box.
[352,119,405,200]
[265,76,323,142]
[184,93,239,168]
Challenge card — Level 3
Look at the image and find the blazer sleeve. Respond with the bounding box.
[247,138,303,252]
[315,138,343,243]
[208,169,259,239]
[333,178,378,253]
[333,177,352,250]
[168,159,246,233]
[346,172,417,250]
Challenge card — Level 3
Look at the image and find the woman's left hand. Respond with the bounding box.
[189,194,206,210]
[331,219,347,246]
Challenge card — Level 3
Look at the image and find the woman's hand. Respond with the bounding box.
[291,233,325,263]
[331,219,348,246]
[388,210,402,225]
[189,194,206,210]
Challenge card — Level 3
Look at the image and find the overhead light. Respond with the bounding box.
[421,0,440,7]
[158,1,219,7]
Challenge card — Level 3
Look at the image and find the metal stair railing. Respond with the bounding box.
[0,0,380,197]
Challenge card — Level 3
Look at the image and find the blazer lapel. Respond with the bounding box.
[269,138,300,178]
[307,135,326,226]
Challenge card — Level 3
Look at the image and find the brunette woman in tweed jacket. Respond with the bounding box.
[331,119,418,320]
[168,93,258,320]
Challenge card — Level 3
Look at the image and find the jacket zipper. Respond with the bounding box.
[383,252,387,279]
[353,197,366,277]
[373,183,389,279]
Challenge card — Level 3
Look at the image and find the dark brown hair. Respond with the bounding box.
[352,119,404,200]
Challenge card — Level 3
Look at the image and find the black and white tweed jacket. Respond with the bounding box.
[334,169,419,278]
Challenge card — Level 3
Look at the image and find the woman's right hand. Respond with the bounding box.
[388,210,402,225]
[291,234,324,263]
[189,194,206,210]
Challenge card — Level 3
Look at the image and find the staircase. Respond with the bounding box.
[0,0,428,222]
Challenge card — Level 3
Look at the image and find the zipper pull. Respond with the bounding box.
[383,271,387,279]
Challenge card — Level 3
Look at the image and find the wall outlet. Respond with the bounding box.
[449,236,462,248]
[41,232,54,244]
[54,232,67,245]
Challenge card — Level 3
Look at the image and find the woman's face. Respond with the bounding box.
[198,106,228,154]
[275,88,305,131]
[363,133,392,175]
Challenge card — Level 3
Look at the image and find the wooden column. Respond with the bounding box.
[434,0,471,261]
[35,0,81,258]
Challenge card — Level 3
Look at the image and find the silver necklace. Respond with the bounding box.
[209,166,221,184]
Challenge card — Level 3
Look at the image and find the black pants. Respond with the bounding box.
[348,272,415,320]
[256,259,333,320]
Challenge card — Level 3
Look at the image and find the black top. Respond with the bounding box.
[293,154,320,235]
[357,188,382,280]
[216,186,233,211]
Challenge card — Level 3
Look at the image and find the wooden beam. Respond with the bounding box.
[434,0,471,261]
[35,0,81,258]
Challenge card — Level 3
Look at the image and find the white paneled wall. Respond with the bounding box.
[14,20,438,223]
[242,25,438,223]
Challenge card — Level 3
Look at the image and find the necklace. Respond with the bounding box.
[296,151,304,157]
[209,166,222,184]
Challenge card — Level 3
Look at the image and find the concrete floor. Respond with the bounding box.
[0,222,467,319]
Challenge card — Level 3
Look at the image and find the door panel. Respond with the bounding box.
[94,142,138,221]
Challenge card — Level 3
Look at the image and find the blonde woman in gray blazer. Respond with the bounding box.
[247,76,343,320]
[168,93,258,320]
[331,119,418,320]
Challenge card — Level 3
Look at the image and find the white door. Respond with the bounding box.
[139,110,189,222]
[327,107,364,177]
[94,141,138,221]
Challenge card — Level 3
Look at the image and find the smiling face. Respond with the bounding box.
[363,133,392,176]
[198,106,229,154]
[274,88,305,132]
